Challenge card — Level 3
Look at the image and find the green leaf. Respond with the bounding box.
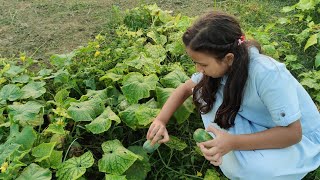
[50,51,75,68]
[16,163,52,180]
[204,169,221,180]
[158,10,173,23]
[56,151,94,180]
[44,124,66,135]
[144,43,166,61]
[277,17,290,24]
[119,104,160,130]
[99,63,127,82]
[85,106,121,134]
[0,143,20,164]
[100,72,123,82]
[315,51,320,68]
[12,74,30,84]
[67,98,104,122]
[84,77,96,90]
[48,150,63,169]
[98,140,142,175]
[21,81,46,99]
[105,174,127,180]
[15,126,37,150]
[304,33,318,51]
[124,146,151,180]
[4,65,24,77]
[8,101,44,126]
[0,84,23,101]
[51,69,70,85]
[54,89,70,106]
[156,87,194,124]
[281,5,296,13]
[124,53,162,75]
[0,64,11,74]
[164,136,187,151]
[300,76,319,90]
[40,150,63,169]
[106,86,124,107]
[147,31,167,46]
[53,107,71,119]
[32,142,56,162]
[296,0,316,11]
[121,72,159,104]
[166,41,185,56]
[160,69,189,88]
[38,69,53,77]
[80,89,108,101]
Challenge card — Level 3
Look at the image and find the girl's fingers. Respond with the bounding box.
[151,127,165,145]
[210,157,223,166]
[158,131,169,143]
[200,139,216,148]
[149,126,160,140]
[147,123,156,139]
[204,153,220,162]
[200,145,219,156]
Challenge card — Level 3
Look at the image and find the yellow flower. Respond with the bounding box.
[95,34,104,41]
[20,55,26,62]
[196,171,203,177]
[56,118,65,126]
[94,51,101,57]
[0,162,8,173]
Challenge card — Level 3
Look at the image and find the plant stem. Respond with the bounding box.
[157,149,203,179]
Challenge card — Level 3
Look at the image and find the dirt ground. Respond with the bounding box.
[0,0,296,60]
[0,0,216,60]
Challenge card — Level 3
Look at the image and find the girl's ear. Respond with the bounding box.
[224,53,234,66]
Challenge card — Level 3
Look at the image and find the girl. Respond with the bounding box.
[146,11,320,179]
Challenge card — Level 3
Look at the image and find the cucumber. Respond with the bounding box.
[193,128,213,143]
[143,140,160,153]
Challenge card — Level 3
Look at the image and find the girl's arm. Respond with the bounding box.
[154,79,195,125]
[147,79,196,144]
[200,120,302,162]
[231,120,302,150]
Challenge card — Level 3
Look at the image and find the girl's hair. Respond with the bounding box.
[182,11,261,129]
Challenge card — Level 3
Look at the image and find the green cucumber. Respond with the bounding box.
[143,140,160,153]
[193,128,213,143]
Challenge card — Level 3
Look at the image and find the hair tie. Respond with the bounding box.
[238,35,246,45]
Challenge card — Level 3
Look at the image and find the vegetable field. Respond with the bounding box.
[0,0,319,179]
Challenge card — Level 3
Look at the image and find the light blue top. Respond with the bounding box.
[190,47,320,180]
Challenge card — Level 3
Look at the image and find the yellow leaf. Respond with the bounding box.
[20,56,26,62]
[197,171,203,177]
[0,162,8,173]
[94,51,101,57]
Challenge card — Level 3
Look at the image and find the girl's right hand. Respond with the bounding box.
[147,118,170,145]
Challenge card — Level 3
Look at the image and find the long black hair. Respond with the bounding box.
[183,11,260,129]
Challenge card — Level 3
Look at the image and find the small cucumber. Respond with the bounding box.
[193,128,213,143]
[143,140,160,153]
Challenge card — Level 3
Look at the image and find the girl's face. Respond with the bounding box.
[186,48,233,78]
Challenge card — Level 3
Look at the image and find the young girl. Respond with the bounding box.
[146,11,320,179]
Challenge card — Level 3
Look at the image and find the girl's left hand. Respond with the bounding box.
[198,125,235,166]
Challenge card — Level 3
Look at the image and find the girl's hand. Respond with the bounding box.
[198,125,234,166]
[147,118,170,145]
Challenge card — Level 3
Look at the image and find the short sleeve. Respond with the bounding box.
[191,72,203,84]
[256,69,301,126]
